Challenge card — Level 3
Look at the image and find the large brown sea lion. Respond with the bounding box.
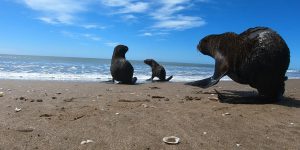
[187,27,290,102]
[110,45,137,84]
[144,59,173,82]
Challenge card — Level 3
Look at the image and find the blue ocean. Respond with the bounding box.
[0,54,299,82]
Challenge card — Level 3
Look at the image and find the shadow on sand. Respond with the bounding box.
[215,89,300,108]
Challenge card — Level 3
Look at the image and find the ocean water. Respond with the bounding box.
[0,54,299,82]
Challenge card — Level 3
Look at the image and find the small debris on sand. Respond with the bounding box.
[115,113,120,115]
[15,108,21,112]
[149,86,160,90]
[163,136,180,145]
[81,139,94,145]
[16,128,34,132]
[52,97,57,100]
[208,97,219,101]
[152,96,165,99]
[36,99,43,102]
[203,132,207,135]
[118,99,150,102]
[222,112,231,116]
[40,114,53,117]
[0,92,4,97]
[236,143,241,147]
[184,96,193,101]
[141,104,148,108]
[18,97,28,101]
[184,96,201,101]
[202,90,215,94]
[64,97,75,102]
[73,115,85,121]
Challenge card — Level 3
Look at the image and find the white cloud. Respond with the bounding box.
[150,0,206,30]
[101,0,129,7]
[38,17,58,24]
[101,0,149,14]
[23,0,88,24]
[61,31,101,41]
[153,15,206,30]
[82,34,101,41]
[119,2,149,13]
[105,42,120,47]
[20,0,208,35]
[81,24,107,30]
[122,14,137,21]
[141,32,153,36]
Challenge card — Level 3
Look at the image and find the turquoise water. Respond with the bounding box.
[0,54,299,82]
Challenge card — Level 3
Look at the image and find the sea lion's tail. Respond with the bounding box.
[166,75,173,81]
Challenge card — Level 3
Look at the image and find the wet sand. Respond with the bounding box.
[0,79,299,149]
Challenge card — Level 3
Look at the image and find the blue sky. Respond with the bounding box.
[0,0,299,69]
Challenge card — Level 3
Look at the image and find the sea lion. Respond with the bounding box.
[187,27,290,101]
[110,45,137,84]
[144,59,173,82]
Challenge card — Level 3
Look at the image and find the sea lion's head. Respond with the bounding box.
[113,45,128,58]
[144,59,153,66]
[197,34,218,57]
[144,59,159,67]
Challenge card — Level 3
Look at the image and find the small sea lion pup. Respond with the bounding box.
[110,45,137,84]
[187,27,290,101]
[144,59,173,82]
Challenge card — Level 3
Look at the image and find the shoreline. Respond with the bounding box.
[0,79,299,149]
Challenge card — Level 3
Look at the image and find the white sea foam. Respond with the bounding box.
[0,72,108,81]
[0,54,299,82]
[0,71,229,82]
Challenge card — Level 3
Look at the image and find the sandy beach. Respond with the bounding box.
[0,79,299,150]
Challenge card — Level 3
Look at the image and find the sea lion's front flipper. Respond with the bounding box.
[186,53,228,88]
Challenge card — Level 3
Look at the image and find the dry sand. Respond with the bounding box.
[0,79,299,150]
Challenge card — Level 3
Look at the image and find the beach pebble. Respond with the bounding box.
[115,113,119,115]
[15,108,21,112]
[290,122,294,125]
[236,144,241,147]
[203,132,207,135]
[80,139,94,145]
[0,92,4,97]
[163,136,180,145]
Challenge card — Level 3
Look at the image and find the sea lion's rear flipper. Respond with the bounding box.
[186,77,220,88]
[131,77,137,84]
[165,75,173,81]
[186,54,228,88]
